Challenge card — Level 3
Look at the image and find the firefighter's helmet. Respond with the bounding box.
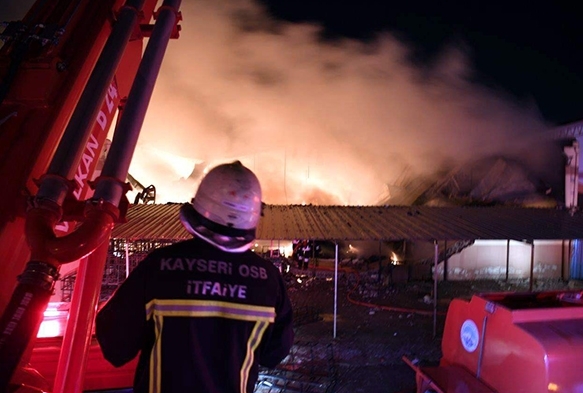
[180,161,262,252]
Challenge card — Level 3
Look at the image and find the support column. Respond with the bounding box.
[433,240,438,338]
[529,241,535,292]
[505,239,510,281]
[333,242,338,339]
[443,240,448,282]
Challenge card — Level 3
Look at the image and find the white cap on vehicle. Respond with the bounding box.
[180,161,262,252]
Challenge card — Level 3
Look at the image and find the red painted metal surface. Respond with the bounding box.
[52,238,112,393]
[428,290,583,393]
[403,356,496,393]
[0,0,127,315]
[0,0,178,390]
[29,336,137,391]
[25,201,117,265]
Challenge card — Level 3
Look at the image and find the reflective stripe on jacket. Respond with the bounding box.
[96,237,294,393]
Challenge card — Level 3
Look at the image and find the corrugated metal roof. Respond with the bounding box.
[111,204,583,241]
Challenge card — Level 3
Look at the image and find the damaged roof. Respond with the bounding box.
[111,203,583,242]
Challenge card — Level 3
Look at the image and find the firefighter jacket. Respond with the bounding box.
[95,237,294,393]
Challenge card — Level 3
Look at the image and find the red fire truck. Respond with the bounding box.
[0,0,180,391]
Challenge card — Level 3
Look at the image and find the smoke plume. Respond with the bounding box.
[125,0,560,205]
[2,0,562,205]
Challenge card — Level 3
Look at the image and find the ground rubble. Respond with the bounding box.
[255,265,575,393]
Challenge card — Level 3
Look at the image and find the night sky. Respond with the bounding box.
[4,1,582,125]
[259,1,583,126]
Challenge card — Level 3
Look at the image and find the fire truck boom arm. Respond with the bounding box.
[0,0,181,390]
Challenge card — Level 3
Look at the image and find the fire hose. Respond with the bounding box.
[312,265,446,316]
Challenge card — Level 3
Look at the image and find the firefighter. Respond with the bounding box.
[95,161,294,393]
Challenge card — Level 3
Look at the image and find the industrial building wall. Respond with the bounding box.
[435,240,570,281]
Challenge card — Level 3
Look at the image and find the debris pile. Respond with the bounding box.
[256,265,574,392]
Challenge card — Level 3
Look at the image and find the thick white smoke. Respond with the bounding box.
[5,0,560,205]
[130,0,559,205]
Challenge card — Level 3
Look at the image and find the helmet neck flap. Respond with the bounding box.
[180,203,255,253]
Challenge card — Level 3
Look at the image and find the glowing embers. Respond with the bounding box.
[390,251,401,265]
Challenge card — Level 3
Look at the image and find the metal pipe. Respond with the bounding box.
[505,239,510,281]
[378,241,382,282]
[95,0,182,205]
[125,241,130,278]
[561,239,565,281]
[52,237,111,393]
[529,241,535,292]
[433,241,438,338]
[567,239,573,277]
[477,316,488,378]
[333,242,338,339]
[37,0,146,206]
[25,201,117,265]
[444,240,448,282]
[52,2,181,391]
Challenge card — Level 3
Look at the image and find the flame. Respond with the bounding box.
[391,252,399,264]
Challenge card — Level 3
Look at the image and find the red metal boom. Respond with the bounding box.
[0,0,180,390]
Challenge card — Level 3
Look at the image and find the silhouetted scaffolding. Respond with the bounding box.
[59,238,177,302]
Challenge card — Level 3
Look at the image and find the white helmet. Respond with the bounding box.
[180,161,262,252]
